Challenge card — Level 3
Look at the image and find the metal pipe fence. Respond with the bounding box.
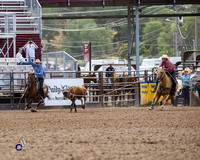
[0,70,149,109]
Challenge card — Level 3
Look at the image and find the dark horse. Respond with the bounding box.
[83,72,97,84]
[114,75,138,101]
[149,68,177,110]
[17,73,49,112]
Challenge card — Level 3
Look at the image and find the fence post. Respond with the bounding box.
[99,72,104,107]
[135,81,140,106]
[112,71,115,107]
[10,72,14,109]
[190,81,193,106]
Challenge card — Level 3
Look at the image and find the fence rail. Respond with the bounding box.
[0,70,144,109]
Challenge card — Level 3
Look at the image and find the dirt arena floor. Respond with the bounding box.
[0,106,200,160]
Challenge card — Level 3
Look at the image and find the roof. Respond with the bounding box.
[38,0,200,8]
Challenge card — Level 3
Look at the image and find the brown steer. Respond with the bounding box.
[63,86,87,112]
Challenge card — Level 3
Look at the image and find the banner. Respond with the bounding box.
[84,43,89,62]
[140,82,156,105]
[44,78,84,106]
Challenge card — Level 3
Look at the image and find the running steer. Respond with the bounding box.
[62,86,87,112]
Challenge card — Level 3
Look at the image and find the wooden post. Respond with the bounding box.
[99,72,104,107]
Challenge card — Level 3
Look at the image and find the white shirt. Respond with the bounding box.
[25,44,36,58]
[16,52,26,63]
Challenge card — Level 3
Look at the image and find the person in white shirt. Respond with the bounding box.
[16,48,29,65]
[23,38,38,61]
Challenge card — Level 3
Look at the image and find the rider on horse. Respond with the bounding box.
[28,53,45,99]
[154,55,176,95]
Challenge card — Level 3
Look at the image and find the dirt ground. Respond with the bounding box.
[0,106,200,160]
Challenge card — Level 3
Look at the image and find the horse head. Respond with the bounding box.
[27,72,36,87]
[156,67,166,82]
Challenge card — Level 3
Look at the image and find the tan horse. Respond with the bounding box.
[149,68,176,110]
[17,73,49,112]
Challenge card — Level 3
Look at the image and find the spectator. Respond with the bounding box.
[28,53,45,100]
[16,48,29,65]
[191,68,200,97]
[76,62,81,78]
[105,63,115,89]
[181,68,191,106]
[171,79,182,107]
[23,38,38,61]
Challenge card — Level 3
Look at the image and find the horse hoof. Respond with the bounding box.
[149,106,154,110]
[31,109,37,112]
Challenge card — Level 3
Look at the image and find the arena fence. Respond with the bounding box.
[1,69,198,109]
[0,70,153,109]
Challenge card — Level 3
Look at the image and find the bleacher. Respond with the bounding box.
[0,0,41,61]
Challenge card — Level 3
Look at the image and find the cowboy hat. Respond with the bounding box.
[160,54,170,59]
[183,67,192,74]
[196,68,200,72]
[35,59,41,63]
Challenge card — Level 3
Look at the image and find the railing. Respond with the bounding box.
[42,51,78,74]
[24,0,42,37]
[0,13,16,57]
[0,70,143,109]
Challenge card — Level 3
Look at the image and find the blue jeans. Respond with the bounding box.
[108,78,112,89]
[38,78,44,99]
[171,96,178,106]
[170,72,176,94]
[182,86,190,106]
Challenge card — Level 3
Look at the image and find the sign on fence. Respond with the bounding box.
[140,82,156,105]
[44,78,84,106]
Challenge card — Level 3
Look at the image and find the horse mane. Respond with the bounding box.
[28,73,36,87]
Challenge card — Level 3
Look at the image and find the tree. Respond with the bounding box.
[61,19,114,59]
[117,42,150,59]
[142,21,164,56]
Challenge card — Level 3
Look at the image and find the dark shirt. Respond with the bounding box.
[106,66,115,77]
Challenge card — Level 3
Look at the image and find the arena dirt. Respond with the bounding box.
[0,106,200,160]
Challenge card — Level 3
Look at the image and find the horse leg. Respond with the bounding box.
[149,92,158,110]
[17,95,24,109]
[155,94,161,106]
[35,98,43,111]
[17,87,28,109]
[25,98,34,110]
[160,95,168,109]
[163,94,173,106]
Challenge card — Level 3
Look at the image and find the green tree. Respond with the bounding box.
[117,42,150,59]
[61,19,114,59]
[142,21,164,56]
